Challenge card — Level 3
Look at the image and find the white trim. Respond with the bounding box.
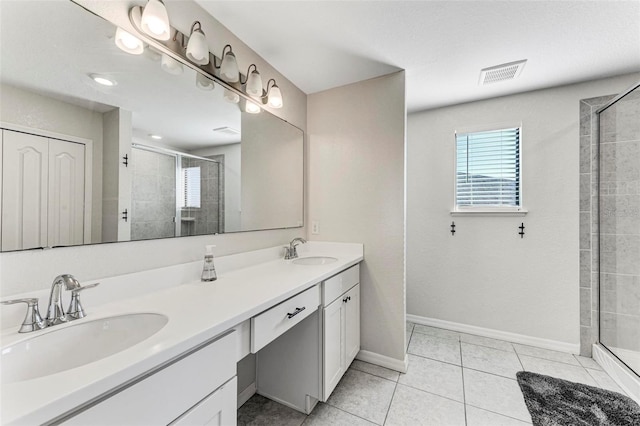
[407,314,580,354]
[450,209,528,217]
[593,344,640,405]
[237,382,256,408]
[356,350,408,373]
[0,122,92,145]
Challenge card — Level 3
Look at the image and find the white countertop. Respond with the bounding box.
[1,242,363,425]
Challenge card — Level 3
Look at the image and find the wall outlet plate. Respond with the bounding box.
[311,221,319,235]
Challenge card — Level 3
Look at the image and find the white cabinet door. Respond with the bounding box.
[323,296,345,400]
[345,284,360,366]
[48,139,85,247]
[1,130,49,250]
[171,377,237,426]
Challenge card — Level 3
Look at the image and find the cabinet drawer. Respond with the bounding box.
[251,285,320,353]
[171,377,237,426]
[322,264,360,305]
[64,331,236,425]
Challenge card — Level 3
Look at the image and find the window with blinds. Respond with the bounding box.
[455,127,520,208]
[182,167,201,208]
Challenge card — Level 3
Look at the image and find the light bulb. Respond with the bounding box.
[268,85,283,108]
[196,73,215,91]
[186,22,209,65]
[224,89,240,104]
[220,50,239,82]
[115,28,143,55]
[141,0,170,41]
[246,68,263,98]
[161,53,183,75]
[245,102,261,114]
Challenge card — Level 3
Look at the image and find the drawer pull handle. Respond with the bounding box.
[286,306,306,319]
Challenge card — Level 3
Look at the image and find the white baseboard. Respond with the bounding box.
[237,382,256,408]
[407,314,580,354]
[356,350,409,373]
[593,344,640,405]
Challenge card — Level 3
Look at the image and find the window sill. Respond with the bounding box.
[450,209,528,217]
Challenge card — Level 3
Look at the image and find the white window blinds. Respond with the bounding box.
[456,127,520,207]
[182,167,201,208]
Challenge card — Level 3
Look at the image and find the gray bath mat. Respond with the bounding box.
[516,371,640,426]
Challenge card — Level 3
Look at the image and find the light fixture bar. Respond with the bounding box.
[128,5,282,112]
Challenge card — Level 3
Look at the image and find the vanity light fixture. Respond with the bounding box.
[218,45,239,82]
[115,27,144,55]
[144,45,162,62]
[196,73,215,91]
[140,0,171,41]
[161,53,183,75]
[186,21,209,65]
[243,64,263,98]
[223,88,240,104]
[90,74,117,87]
[245,101,261,114]
[264,79,283,108]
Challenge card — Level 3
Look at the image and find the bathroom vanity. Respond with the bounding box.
[0,242,363,425]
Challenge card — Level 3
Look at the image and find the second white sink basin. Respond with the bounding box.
[292,256,338,265]
[1,313,168,384]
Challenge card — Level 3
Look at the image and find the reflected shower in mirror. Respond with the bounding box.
[0,0,303,252]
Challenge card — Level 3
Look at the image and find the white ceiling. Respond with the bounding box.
[196,0,640,112]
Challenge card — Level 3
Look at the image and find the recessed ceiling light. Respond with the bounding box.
[149,134,162,140]
[90,74,117,86]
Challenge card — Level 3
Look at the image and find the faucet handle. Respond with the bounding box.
[67,283,100,320]
[1,298,47,333]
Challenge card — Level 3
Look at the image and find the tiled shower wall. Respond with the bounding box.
[579,91,640,358]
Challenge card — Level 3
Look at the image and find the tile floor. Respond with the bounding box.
[237,322,628,425]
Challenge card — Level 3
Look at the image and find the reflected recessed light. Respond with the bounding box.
[90,74,117,86]
[149,134,162,140]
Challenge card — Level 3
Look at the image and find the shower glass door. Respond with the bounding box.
[597,83,640,376]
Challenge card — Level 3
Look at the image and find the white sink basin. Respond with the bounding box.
[1,313,168,384]
[292,256,338,265]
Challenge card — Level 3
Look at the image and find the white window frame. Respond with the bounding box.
[181,166,201,209]
[451,123,527,216]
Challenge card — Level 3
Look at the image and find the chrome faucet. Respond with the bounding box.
[284,237,307,260]
[46,274,82,326]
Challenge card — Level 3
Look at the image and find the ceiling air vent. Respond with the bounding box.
[213,126,240,135]
[479,59,527,85]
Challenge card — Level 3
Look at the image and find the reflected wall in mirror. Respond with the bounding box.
[0,0,303,252]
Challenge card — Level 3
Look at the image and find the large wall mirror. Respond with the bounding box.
[0,1,303,252]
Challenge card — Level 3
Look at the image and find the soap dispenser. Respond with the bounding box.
[201,245,217,282]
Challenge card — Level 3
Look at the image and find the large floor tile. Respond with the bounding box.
[385,384,465,426]
[406,322,415,335]
[351,360,400,382]
[574,355,603,370]
[398,354,464,402]
[303,403,376,426]
[326,369,396,425]
[465,406,532,426]
[463,368,531,423]
[238,394,307,426]
[462,343,523,379]
[512,343,581,366]
[407,332,462,365]
[587,368,627,394]
[413,324,461,341]
[518,355,599,387]
[460,333,515,352]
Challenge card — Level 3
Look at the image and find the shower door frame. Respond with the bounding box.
[595,80,640,377]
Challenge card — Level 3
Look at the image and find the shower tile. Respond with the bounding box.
[580,288,591,327]
[579,212,591,250]
[599,194,640,235]
[580,250,591,288]
[600,141,640,182]
[600,234,640,275]
[580,137,591,174]
[580,326,593,357]
[579,174,591,212]
[461,343,522,378]
[580,112,591,136]
[579,100,591,120]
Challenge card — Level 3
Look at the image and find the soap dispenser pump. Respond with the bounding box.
[201,245,217,282]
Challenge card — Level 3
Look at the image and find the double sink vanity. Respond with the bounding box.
[0,242,363,425]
